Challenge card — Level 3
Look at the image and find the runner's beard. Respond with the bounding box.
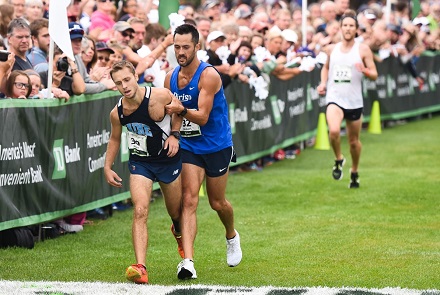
[178,51,196,67]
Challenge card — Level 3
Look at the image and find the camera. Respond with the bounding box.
[0,50,10,62]
[56,56,70,72]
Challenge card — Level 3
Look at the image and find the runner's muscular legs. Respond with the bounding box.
[130,174,153,267]
[181,163,205,260]
[206,172,236,239]
[346,117,363,172]
[326,104,345,160]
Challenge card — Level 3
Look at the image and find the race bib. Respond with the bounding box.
[127,131,149,157]
[180,117,202,137]
[333,64,352,83]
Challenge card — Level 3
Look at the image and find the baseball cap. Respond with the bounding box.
[363,9,377,20]
[68,22,84,40]
[281,29,298,43]
[113,21,135,33]
[387,24,402,35]
[207,30,225,43]
[203,0,220,10]
[234,5,252,19]
[412,17,429,26]
[96,41,115,53]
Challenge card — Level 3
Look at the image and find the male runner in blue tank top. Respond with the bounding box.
[104,60,190,284]
[317,10,377,188]
[164,24,242,280]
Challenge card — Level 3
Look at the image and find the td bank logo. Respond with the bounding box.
[52,139,66,179]
[51,139,81,179]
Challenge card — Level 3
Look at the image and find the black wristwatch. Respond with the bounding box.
[170,131,181,140]
[179,107,188,117]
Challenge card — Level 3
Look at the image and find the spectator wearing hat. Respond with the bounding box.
[95,41,114,67]
[234,4,253,27]
[202,0,221,22]
[362,9,377,26]
[206,30,242,89]
[281,29,298,62]
[38,22,86,96]
[89,0,116,42]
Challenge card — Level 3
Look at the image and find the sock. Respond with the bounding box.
[172,219,181,234]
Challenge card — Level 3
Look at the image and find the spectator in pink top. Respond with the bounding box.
[89,0,116,42]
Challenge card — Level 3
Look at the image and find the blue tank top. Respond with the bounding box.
[169,62,233,154]
[117,86,178,163]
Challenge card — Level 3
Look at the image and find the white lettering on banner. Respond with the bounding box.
[250,115,272,130]
[23,142,36,158]
[0,142,37,161]
[377,89,386,98]
[309,87,320,101]
[287,88,304,102]
[88,152,106,173]
[87,130,110,149]
[397,86,411,96]
[251,100,266,112]
[277,99,285,113]
[0,165,43,187]
[234,107,248,122]
[65,143,81,163]
[375,75,386,86]
[289,102,305,117]
[397,74,408,83]
[31,165,43,183]
[364,79,377,90]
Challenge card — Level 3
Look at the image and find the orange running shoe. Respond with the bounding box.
[171,224,184,258]
[125,264,148,284]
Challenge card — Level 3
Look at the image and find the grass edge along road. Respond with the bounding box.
[0,115,439,293]
[0,280,439,295]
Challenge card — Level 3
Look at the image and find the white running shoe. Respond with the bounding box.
[177,259,197,280]
[226,230,242,267]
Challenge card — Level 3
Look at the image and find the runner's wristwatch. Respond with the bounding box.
[179,107,187,117]
[170,131,181,140]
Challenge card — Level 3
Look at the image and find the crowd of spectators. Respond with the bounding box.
[0,0,439,230]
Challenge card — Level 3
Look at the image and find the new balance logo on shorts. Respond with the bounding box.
[173,169,179,175]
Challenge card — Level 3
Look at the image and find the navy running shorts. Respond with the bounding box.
[182,146,237,177]
[128,159,182,184]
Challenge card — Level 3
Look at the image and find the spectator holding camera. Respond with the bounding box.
[5,70,32,99]
[7,18,33,71]
[38,45,85,96]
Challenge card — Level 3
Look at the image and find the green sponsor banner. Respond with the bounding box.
[1,55,439,231]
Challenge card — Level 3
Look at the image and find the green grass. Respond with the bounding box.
[1,116,439,289]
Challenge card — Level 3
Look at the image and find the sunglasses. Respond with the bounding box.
[121,31,134,39]
[14,82,30,89]
[98,0,113,2]
[98,56,110,62]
